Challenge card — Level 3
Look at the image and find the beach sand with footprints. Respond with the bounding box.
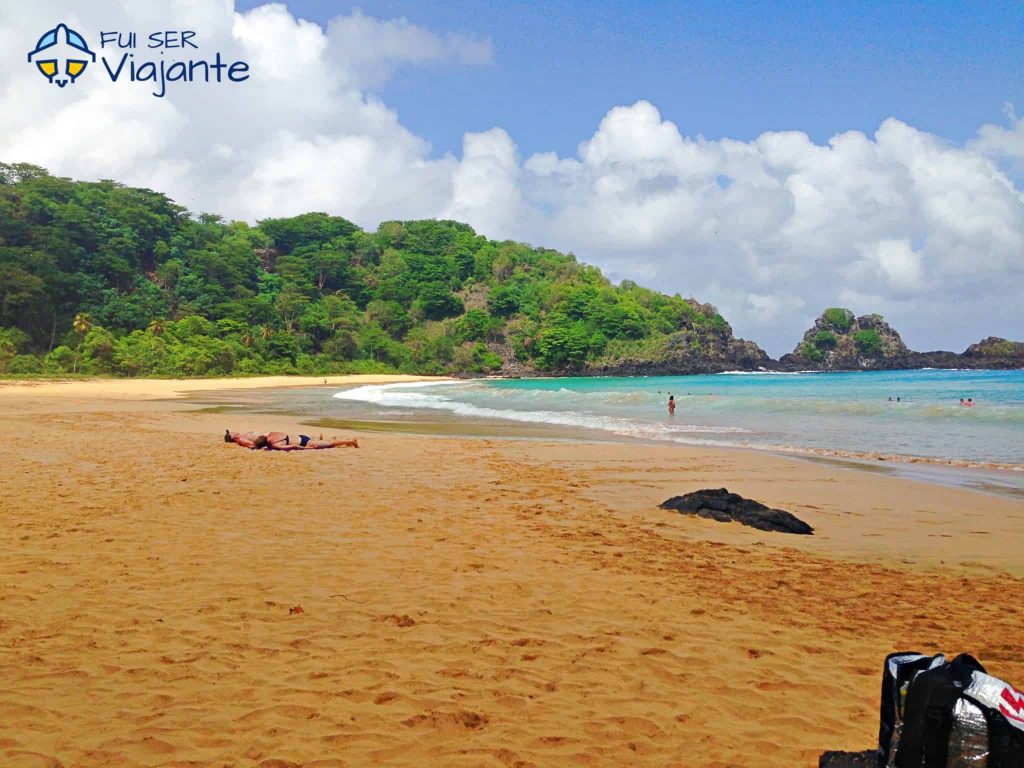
[1,376,1022,767]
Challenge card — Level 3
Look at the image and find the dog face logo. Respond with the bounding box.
[27,23,96,87]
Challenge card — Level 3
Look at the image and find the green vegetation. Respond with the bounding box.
[821,307,854,331]
[798,341,824,362]
[812,330,837,350]
[852,329,883,357]
[971,338,1018,357]
[0,163,734,377]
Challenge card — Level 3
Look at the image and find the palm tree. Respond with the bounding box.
[241,329,255,348]
[147,318,166,336]
[71,313,92,374]
[259,325,274,341]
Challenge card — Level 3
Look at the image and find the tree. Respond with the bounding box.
[71,313,93,373]
[535,322,589,369]
[258,213,357,254]
[822,307,854,331]
[451,309,493,344]
[487,284,520,316]
[798,341,824,362]
[366,300,412,340]
[853,329,883,357]
[813,330,837,349]
[81,327,116,374]
[0,335,15,373]
[415,282,464,321]
[599,303,646,339]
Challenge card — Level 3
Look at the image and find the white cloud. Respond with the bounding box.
[746,292,806,323]
[971,103,1024,170]
[518,106,1024,353]
[326,9,492,90]
[860,239,926,293]
[443,128,532,241]
[0,2,1022,355]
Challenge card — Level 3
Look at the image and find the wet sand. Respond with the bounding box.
[1,377,1022,767]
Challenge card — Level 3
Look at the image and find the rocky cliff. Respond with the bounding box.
[777,309,1024,372]
[777,308,911,371]
[569,301,773,376]
[957,337,1024,369]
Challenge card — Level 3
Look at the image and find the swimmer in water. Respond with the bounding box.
[668,395,676,415]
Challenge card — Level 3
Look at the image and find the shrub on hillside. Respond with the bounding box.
[822,307,854,331]
[852,329,883,357]
[813,330,837,349]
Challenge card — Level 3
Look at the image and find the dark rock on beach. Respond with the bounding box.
[659,488,814,535]
[818,750,877,768]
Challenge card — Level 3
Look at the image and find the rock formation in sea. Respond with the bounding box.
[777,308,911,371]
[776,308,1024,372]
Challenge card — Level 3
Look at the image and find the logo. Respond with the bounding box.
[27,23,96,87]
[25,22,250,98]
[1001,684,1024,725]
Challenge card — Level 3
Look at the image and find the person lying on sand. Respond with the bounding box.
[266,431,358,450]
[225,430,358,450]
[225,430,268,449]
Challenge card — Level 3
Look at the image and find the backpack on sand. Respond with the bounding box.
[878,652,947,767]
[886,652,1024,768]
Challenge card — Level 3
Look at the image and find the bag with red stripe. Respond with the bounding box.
[885,652,1024,768]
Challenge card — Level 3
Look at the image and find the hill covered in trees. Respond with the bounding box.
[0,163,767,378]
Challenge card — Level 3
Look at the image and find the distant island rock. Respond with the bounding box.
[958,336,1024,369]
[776,308,1024,372]
[658,488,814,535]
[779,308,909,371]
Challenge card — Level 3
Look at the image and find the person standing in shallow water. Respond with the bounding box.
[668,394,676,415]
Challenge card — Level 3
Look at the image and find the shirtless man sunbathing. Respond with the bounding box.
[225,429,359,450]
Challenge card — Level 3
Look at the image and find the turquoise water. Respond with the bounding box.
[329,369,1024,467]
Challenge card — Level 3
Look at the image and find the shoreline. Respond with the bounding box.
[291,413,1024,499]
[189,377,1024,498]
[4,374,1020,495]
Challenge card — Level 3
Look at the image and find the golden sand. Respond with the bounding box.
[1,377,1022,767]
[0,373,448,400]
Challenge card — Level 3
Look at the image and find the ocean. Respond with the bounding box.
[251,369,1024,494]
[327,369,1022,463]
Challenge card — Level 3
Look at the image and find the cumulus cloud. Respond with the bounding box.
[521,106,1024,352]
[325,9,493,90]
[971,103,1024,170]
[1,1,1022,354]
[443,128,533,241]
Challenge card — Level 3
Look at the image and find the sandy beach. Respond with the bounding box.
[1,376,1022,768]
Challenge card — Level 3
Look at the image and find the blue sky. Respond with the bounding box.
[237,0,1022,159]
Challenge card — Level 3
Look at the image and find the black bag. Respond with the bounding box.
[895,653,985,767]
[960,670,1024,768]
[892,653,1024,768]
[878,652,947,766]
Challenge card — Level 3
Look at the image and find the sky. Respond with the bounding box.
[1,0,1023,356]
